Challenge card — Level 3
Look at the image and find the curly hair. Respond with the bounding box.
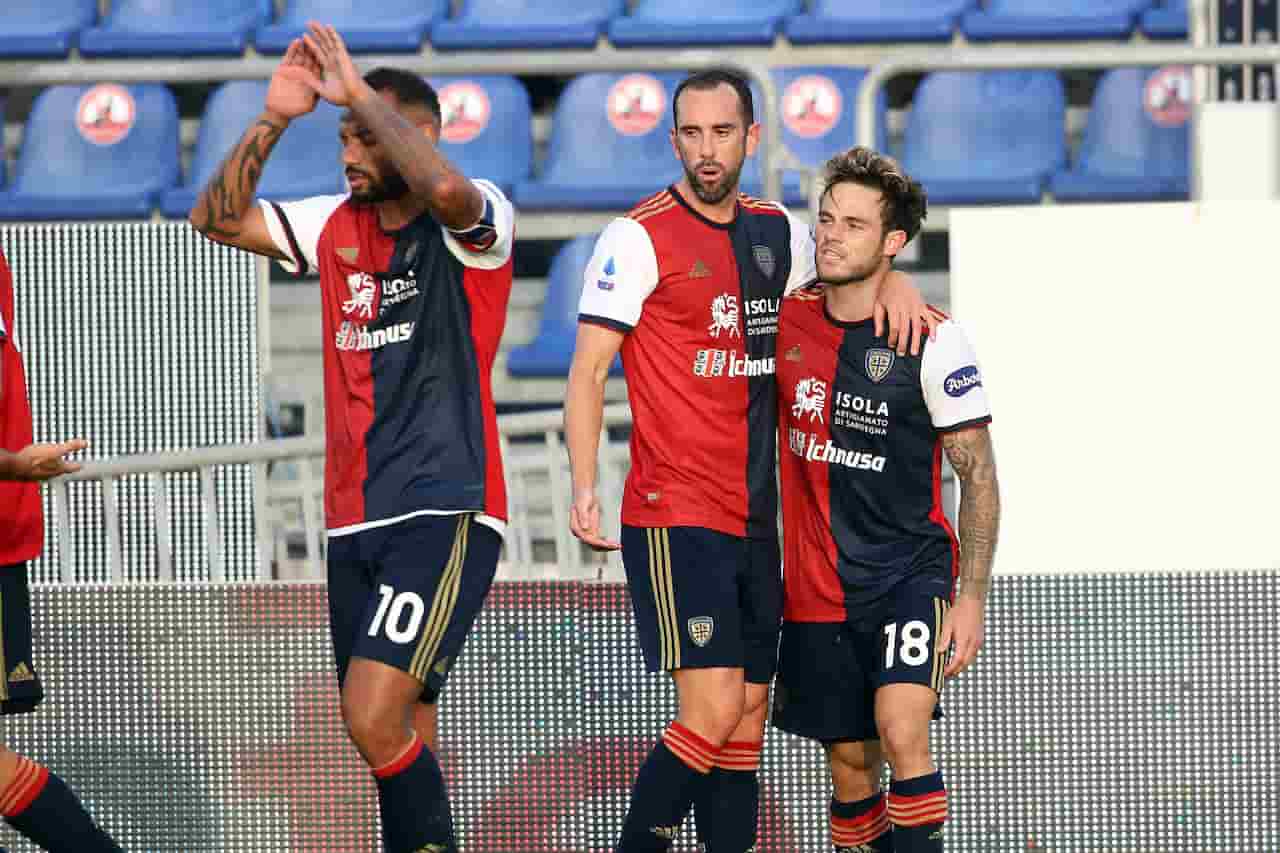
[822,147,928,243]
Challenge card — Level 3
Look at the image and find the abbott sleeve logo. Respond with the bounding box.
[791,378,827,424]
[342,272,378,320]
[944,365,982,397]
[708,293,740,339]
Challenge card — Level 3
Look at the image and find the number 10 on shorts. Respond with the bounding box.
[369,584,426,644]
[883,620,931,668]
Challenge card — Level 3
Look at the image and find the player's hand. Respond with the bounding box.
[939,594,986,678]
[569,487,621,552]
[301,22,373,108]
[265,39,322,121]
[9,440,89,482]
[873,270,939,357]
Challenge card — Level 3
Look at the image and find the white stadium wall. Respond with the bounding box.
[949,202,1280,574]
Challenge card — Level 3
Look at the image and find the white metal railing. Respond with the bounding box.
[55,403,634,584]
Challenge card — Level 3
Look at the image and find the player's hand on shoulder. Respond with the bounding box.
[569,487,621,552]
[265,39,322,121]
[940,593,986,678]
[874,270,941,357]
[6,439,89,482]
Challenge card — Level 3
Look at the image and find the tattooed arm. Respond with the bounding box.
[938,425,1000,677]
[189,39,320,257]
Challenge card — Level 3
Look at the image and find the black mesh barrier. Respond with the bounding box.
[1,573,1276,851]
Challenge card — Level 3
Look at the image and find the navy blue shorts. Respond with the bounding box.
[0,564,45,716]
[621,525,782,684]
[326,514,500,704]
[772,583,949,742]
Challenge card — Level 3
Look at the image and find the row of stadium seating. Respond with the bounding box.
[0,68,1190,221]
[4,0,1189,57]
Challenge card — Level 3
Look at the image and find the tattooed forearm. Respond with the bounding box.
[190,116,286,240]
[348,91,479,229]
[942,426,1000,602]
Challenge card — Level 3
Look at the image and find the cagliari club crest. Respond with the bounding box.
[865,348,895,383]
[752,245,776,278]
[688,617,714,648]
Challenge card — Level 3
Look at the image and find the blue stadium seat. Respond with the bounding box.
[79,0,272,57]
[609,0,800,46]
[962,0,1152,40]
[0,0,96,58]
[256,0,447,53]
[772,67,888,206]
[0,99,6,187]
[432,0,623,50]
[0,84,178,220]
[786,0,975,44]
[1141,0,1188,38]
[161,81,343,219]
[902,71,1065,205]
[507,235,622,378]
[516,72,766,211]
[1050,68,1188,201]
[427,76,532,196]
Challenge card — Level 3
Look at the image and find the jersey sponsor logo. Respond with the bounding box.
[752,245,776,278]
[744,297,779,337]
[76,83,136,146]
[782,74,842,139]
[833,390,890,436]
[789,428,887,472]
[689,259,711,278]
[343,272,379,320]
[688,616,714,647]
[439,81,491,144]
[944,365,982,397]
[865,347,895,383]
[792,377,827,423]
[7,662,34,683]
[607,74,666,136]
[693,349,775,378]
[335,320,415,352]
[380,270,420,309]
[708,293,741,339]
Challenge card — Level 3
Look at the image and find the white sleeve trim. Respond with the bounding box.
[258,194,347,276]
[576,217,660,331]
[921,320,993,430]
[783,209,816,295]
[441,179,515,271]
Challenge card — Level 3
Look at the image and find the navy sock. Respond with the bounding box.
[617,722,714,852]
[693,740,761,852]
[831,791,892,852]
[372,734,455,853]
[888,771,947,852]
[1,757,122,852]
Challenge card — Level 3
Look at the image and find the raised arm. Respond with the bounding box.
[189,39,321,257]
[939,425,1000,676]
[302,23,482,231]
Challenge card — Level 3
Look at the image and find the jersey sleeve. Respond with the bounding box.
[577,217,660,333]
[441,179,515,270]
[258,194,347,276]
[783,209,816,295]
[921,321,993,432]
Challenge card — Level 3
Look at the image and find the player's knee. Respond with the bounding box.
[877,718,929,770]
[680,691,745,746]
[340,691,406,765]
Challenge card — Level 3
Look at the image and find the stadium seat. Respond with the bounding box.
[786,0,975,44]
[609,0,800,46]
[431,0,623,50]
[1141,0,1188,38]
[0,84,178,220]
[79,0,272,57]
[772,67,888,206]
[427,76,532,196]
[0,0,96,58]
[507,235,622,378]
[0,99,6,188]
[902,71,1065,205]
[255,0,447,53]
[1050,68,1188,201]
[516,72,766,211]
[161,81,343,219]
[961,0,1152,40]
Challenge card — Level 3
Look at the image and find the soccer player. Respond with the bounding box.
[189,26,513,853]
[565,71,935,853]
[773,147,1000,853]
[0,247,121,851]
